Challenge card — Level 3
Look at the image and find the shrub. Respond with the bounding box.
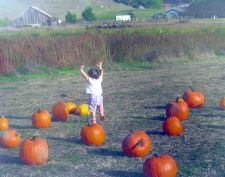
[82,7,96,21]
[65,11,77,23]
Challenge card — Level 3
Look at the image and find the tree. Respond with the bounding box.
[128,11,135,19]
[0,18,10,27]
[82,7,97,21]
[65,11,77,23]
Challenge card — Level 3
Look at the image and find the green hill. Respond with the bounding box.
[186,0,225,18]
[0,0,133,20]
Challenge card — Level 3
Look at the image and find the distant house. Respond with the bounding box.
[11,6,61,28]
[116,15,131,22]
[166,8,185,18]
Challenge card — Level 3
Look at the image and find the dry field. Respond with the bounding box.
[0,58,225,177]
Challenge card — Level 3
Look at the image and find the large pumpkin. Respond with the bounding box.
[143,154,178,177]
[166,97,189,121]
[52,102,69,121]
[32,109,51,128]
[0,117,9,131]
[80,123,106,146]
[77,104,90,117]
[219,96,225,109]
[163,116,184,136]
[65,102,77,114]
[122,130,152,157]
[19,136,48,165]
[0,129,21,148]
[183,88,205,108]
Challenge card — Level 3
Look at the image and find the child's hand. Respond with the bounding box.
[80,65,84,70]
[96,61,103,69]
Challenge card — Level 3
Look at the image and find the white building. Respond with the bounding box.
[116,15,131,22]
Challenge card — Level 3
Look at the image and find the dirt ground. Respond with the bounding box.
[0,59,225,177]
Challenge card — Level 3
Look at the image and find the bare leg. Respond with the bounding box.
[99,105,105,121]
[91,111,97,124]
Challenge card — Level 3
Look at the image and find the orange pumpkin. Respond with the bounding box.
[0,117,9,131]
[219,96,225,109]
[19,136,48,165]
[183,87,205,108]
[0,129,21,148]
[166,97,189,121]
[32,109,51,128]
[143,154,178,177]
[77,104,90,117]
[80,123,106,146]
[163,116,184,136]
[65,102,77,114]
[122,130,152,157]
[52,102,69,121]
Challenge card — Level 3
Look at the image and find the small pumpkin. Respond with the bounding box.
[19,136,48,165]
[163,116,184,136]
[219,96,225,109]
[143,154,178,177]
[183,87,205,108]
[0,117,9,131]
[0,129,21,148]
[65,102,77,114]
[166,97,189,121]
[52,102,69,121]
[122,130,152,157]
[32,109,51,128]
[80,123,106,146]
[77,104,90,117]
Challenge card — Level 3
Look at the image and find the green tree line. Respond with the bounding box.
[113,0,163,8]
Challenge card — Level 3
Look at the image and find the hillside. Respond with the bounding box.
[185,0,225,18]
[163,0,192,4]
[0,0,133,20]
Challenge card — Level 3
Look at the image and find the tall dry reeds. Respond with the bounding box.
[0,32,110,73]
[1,27,225,74]
[0,47,14,74]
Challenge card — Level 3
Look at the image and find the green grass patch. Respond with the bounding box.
[132,9,164,18]
[95,8,164,20]
[109,61,162,71]
[63,152,84,163]
[0,27,85,38]
[0,54,224,83]
[0,86,18,90]
[0,66,80,83]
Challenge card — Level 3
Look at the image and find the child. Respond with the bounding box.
[80,61,105,124]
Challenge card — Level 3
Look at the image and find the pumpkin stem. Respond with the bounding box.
[176,95,181,102]
[189,87,194,91]
[133,139,144,148]
[31,136,37,141]
[151,152,158,157]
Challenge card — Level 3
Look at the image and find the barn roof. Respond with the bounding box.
[29,6,52,18]
[166,7,185,13]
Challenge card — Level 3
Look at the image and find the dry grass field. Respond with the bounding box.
[0,58,225,177]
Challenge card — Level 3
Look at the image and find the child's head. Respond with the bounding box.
[88,68,101,79]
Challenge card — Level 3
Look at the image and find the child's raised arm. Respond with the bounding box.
[80,65,89,80]
[96,61,104,79]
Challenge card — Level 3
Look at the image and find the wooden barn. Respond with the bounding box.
[11,6,61,28]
